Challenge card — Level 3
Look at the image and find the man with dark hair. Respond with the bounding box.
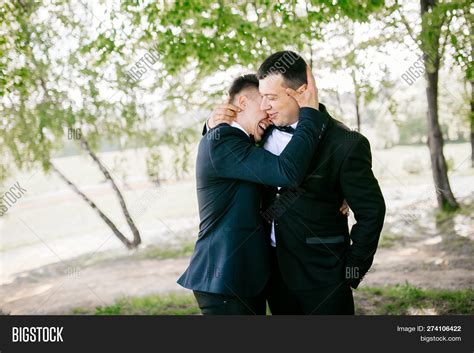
[257,50,307,90]
[178,71,330,315]
[228,74,260,102]
[208,51,385,315]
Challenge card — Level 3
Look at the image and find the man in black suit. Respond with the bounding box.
[209,51,386,314]
[178,72,329,314]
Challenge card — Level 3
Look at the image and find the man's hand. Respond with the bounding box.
[339,200,350,217]
[285,65,319,110]
[208,103,241,129]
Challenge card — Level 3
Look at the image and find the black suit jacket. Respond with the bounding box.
[178,107,328,296]
[262,104,386,290]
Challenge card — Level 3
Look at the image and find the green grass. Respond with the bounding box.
[378,232,403,248]
[355,284,474,315]
[435,201,474,223]
[73,292,200,315]
[132,241,195,261]
[72,284,473,315]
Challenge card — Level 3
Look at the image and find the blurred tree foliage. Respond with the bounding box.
[0,0,469,215]
[0,0,384,246]
[384,0,471,210]
[312,17,398,132]
[0,0,385,183]
[446,2,473,166]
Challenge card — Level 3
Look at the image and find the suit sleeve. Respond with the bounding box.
[209,108,326,188]
[340,135,386,289]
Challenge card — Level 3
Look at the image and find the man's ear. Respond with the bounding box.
[296,83,308,93]
[238,95,247,110]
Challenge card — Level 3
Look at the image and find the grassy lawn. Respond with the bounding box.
[378,231,404,248]
[355,284,474,315]
[435,200,474,223]
[73,292,200,315]
[72,284,473,315]
[131,241,195,261]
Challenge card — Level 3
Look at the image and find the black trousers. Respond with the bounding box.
[265,247,355,315]
[193,290,266,315]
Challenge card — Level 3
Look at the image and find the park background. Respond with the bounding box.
[0,0,473,314]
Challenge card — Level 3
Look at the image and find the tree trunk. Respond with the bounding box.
[79,136,141,247]
[355,97,361,132]
[351,70,361,132]
[467,8,474,168]
[49,162,137,249]
[421,0,459,210]
[470,79,474,168]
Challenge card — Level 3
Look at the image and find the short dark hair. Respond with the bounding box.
[228,74,259,103]
[257,51,307,89]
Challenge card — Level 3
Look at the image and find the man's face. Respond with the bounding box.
[237,88,272,143]
[259,74,300,126]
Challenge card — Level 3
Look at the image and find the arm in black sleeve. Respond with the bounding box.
[209,107,327,187]
[340,135,386,289]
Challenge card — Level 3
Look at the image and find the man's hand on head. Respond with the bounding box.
[208,103,241,129]
[285,65,319,110]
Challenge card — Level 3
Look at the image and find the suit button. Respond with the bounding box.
[275,222,279,226]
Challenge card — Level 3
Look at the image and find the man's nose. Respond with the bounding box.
[260,96,270,111]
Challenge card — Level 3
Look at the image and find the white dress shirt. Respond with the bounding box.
[230,121,249,137]
[206,119,249,137]
[263,121,298,247]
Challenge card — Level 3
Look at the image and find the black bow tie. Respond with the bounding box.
[274,125,295,134]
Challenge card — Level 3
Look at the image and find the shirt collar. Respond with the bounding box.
[272,121,298,133]
[231,121,249,137]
